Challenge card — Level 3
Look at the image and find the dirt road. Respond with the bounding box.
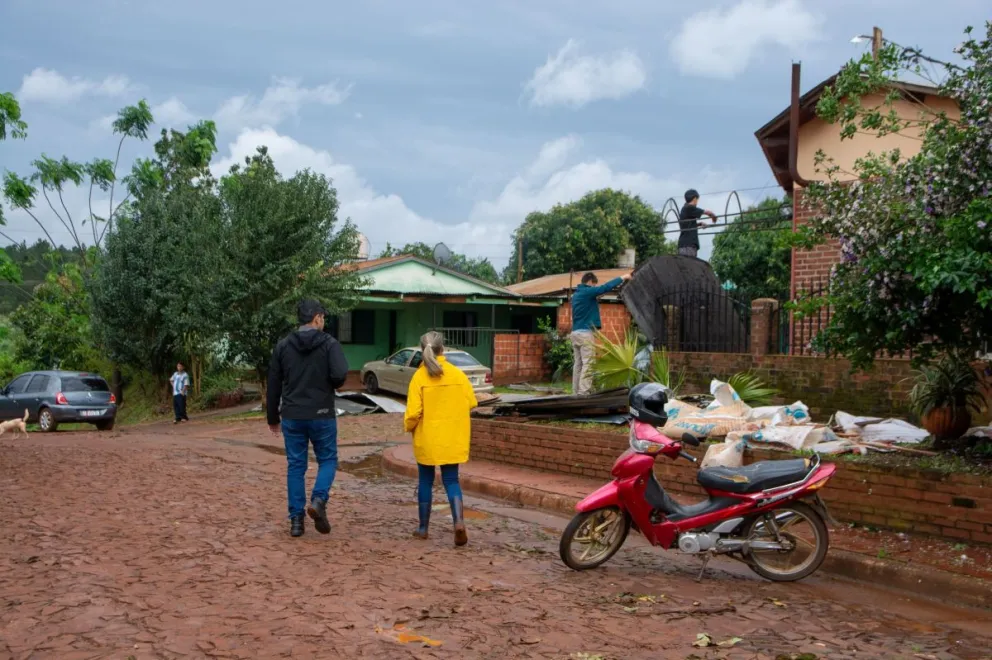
[1,416,990,659]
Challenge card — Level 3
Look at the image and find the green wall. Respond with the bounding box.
[337,301,554,370]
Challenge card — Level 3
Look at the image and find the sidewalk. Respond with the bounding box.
[384,444,992,610]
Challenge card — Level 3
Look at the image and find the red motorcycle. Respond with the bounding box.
[559,404,837,582]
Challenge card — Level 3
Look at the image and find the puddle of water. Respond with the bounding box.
[338,453,386,479]
[376,623,442,647]
[211,437,390,480]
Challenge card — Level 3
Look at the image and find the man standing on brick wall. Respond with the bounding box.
[570,271,633,395]
[678,189,718,258]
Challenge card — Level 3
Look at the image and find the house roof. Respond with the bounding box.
[344,255,519,298]
[754,73,943,193]
[507,268,632,298]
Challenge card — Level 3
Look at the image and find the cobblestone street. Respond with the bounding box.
[2,417,991,659]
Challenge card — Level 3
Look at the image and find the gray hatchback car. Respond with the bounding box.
[0,370,117,432]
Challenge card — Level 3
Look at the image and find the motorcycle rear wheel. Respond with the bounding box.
[743,501,828,582]
[559,507,630,571]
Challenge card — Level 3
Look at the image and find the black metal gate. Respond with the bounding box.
[653,286,751,353]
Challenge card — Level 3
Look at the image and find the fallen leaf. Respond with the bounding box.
[692,633,713,648]
[636,595,656,603]
[622,606,638,614]
[692,601,701,606]
[718,636,743,648]
[769,598,787,608]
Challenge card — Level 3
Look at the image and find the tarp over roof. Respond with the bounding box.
[506,268,633,298]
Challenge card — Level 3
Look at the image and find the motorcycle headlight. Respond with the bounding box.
[630,435,660,454]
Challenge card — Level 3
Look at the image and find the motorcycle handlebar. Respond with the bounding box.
[679,450,698,463]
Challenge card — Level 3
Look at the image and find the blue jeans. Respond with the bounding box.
[417,463,462,504]
[282,418,338,518]
[172,394,188,421]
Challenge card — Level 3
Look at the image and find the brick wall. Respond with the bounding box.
[557,301,630,342]
[471,419,992,544]
[791,188,840,355]
[492,334,549,384]
[666,351,917,419]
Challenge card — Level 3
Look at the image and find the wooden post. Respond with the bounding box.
[872,26,883,60]
[516,237,524,284]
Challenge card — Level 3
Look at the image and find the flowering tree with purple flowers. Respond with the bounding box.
[797,22,992,370]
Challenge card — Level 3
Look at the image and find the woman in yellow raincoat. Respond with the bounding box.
[404,331,478,545]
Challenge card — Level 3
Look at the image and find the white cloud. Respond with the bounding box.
[214,78,351,130]
[670,0,822,78]
[212,128,498,261]
[524,39,647,108]
[470,137,746,262]
[18,68,135,103]
[152,97,196,128]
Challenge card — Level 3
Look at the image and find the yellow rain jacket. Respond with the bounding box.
[404,355,479,466]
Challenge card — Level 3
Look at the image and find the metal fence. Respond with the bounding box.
[653,286,751,353]
[429,327,519,368]
[790,277,832,357]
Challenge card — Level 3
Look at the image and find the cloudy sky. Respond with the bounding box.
[0,0,986,268]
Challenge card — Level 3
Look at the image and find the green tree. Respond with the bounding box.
[505,189,673,281]
[379,241,500,283]
[9,263,104,372]
[90,121,226,384]
[220,146,366,384]
[0,91,28,282]
[710,197,792,301]
[1,100,153,260]
[797,22,992,368]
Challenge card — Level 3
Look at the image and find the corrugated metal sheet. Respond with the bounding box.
[507,268,632,296]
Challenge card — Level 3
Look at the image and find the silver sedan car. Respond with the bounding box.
[360,347,494,396]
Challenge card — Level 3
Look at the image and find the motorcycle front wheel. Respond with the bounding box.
[559,506,630,571]
[743,501,829,582]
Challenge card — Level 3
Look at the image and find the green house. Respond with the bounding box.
[328,255,559,371]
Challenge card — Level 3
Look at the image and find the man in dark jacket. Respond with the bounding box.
[267,299,349,537]
[678,189,718,258]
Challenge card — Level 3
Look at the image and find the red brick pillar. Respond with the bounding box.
[750,298,779,356]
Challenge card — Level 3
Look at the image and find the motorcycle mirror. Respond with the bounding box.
[681,433,701,447]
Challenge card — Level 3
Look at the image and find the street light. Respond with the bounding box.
[850,27,884,58]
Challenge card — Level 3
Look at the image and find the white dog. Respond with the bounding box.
[0,409,29,438]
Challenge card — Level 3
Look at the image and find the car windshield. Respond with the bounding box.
[61,376,110,392]
[445,352,481,367]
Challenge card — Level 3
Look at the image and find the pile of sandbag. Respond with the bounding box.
[664,379,936,468]
[662,379,840,468]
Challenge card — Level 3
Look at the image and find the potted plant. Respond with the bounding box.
[909,353,986,443]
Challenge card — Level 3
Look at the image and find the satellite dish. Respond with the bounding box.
[432,242,452,266]
[357,233,371,260]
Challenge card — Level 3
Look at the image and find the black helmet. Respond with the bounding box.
[629,382,669,426]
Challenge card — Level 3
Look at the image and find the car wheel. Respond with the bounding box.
[38,407,58,433]
[364,373,379,395]
[96,419,115,432]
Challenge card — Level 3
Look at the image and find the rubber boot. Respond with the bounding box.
[413,501,431,539]
[450,496,468,547]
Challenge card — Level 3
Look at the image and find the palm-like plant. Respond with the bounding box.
[590,330,686,394]
[908,353,985,417]
[727,371,779,407]
[591,330,643,390]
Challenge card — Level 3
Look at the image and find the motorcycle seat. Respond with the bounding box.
[697,458,812,495]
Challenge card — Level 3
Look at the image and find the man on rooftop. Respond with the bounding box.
[678,189,718,258]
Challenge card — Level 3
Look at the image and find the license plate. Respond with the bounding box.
[81,410,105,417]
